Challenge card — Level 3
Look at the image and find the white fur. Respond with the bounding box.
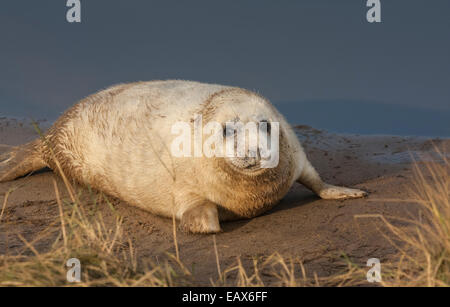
[55,81,305,218]
[47,80,366,225]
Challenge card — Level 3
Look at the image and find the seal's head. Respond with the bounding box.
[201,88,285,176]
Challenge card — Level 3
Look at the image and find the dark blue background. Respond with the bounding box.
[1,0,449,136]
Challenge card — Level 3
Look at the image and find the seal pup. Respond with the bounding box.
[0,80,367,233]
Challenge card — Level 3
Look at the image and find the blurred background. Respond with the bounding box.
[0,0,449,136]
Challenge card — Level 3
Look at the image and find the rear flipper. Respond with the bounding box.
[0,139,47,182]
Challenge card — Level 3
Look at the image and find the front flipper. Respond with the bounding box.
[179,201,221,234]
[317,184,368,200]
[297,158,368,200]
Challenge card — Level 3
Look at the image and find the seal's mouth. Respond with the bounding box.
[225,156,268,175]
[231,156,258,168]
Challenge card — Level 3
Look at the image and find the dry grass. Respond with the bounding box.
[0,180,192,287]
[354,148,449,287]
[211,253,367,287]
[387,150,449,286]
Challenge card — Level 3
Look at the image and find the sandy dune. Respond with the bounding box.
[0,118,448,285]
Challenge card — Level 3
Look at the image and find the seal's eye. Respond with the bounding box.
[261,120,271,134]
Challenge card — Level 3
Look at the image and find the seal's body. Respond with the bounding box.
[0,81,367,233]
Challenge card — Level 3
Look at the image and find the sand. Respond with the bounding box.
[0,117,448,284]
